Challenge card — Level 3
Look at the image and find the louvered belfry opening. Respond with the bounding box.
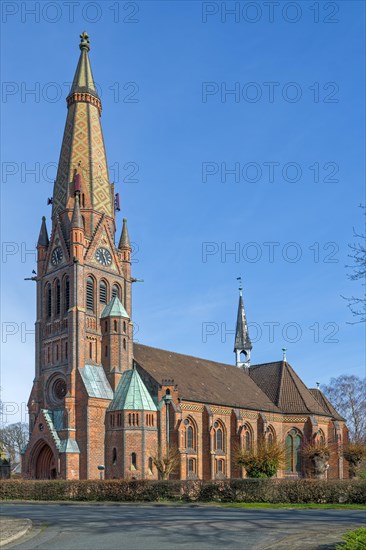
[86,277,94,312]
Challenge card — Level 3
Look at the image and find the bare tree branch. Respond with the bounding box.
[322,375,366,442]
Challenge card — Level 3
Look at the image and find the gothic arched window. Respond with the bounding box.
[216,429,223,451]
[55,279,61,316]
[131,452,137,469]
[285,428,302,473]
[267,425,276,446]
[63,276,70,313]
[216,459,224,474]
[99,280,107,304]
[86,276,95,312]
[183,418,197,450]
[112,284,121,300]
[46,283,52,318]
[188,458,196,474]
[242,423,252,450]
[214,421,225,452]
[112,448,117,465]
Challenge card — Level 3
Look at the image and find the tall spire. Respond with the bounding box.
[234,278,252,369]
[52,32,113,225]
[118,218,131,249]
[37,216,49,247]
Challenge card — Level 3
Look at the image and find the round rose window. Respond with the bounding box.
[53,378,67,401]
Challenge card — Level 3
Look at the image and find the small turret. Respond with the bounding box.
[70,196,84,262]
[37,216,49,247]
[234,280,252,369]
[101,296,132,390]
[71,194,83,229]
[37,216,49,268]
[118,218,132,316]
[118,218,131,252]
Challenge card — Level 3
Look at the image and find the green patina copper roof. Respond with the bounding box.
[101,296,129,319]
[79,365,113,399]
[108,369,157,412]
[41,410,80,454]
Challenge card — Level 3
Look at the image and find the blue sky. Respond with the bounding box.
[1,1,365,424]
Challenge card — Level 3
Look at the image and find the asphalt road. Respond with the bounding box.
[1,504,365,550]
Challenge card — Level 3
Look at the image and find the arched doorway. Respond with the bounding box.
[34,443,57,479]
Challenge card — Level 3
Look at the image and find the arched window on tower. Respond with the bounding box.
[86,277,95,312]
[64,276,70,313]
[131,452,137,470]
[46,283,52,318]
[285,428,302,474]
[55,279,61,316]
[99,280,107,304]
[112,448,117,465]
[112,284,120,299]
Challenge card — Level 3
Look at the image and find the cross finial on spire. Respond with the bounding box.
[80,31,90,51]
[236,276,243,296]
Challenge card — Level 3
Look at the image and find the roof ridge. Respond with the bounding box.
[134,343,236,369]
[135,342,282,372]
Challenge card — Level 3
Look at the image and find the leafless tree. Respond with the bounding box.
[152,446,180,480]
[322,375,366,442]
[343,205,366,323]
[0,423,29,463]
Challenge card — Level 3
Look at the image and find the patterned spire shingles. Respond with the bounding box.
[52,33,113,223]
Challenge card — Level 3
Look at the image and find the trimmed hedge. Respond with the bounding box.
[0,479,365,504]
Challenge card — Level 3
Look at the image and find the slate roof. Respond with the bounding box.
[101,296,129,319]
[249,361,331,416]
[79,365,113,399]
[108,369,157,412]
[234,292,252,352]
[133,344,280,413]
[309,388,344,421]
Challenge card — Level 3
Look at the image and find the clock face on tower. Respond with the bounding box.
[51,246,63,266]
[95,247,112,266]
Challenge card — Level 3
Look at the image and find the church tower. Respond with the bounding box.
[22,32,133,480]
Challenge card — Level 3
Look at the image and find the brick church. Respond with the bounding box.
[22,33,348,481]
